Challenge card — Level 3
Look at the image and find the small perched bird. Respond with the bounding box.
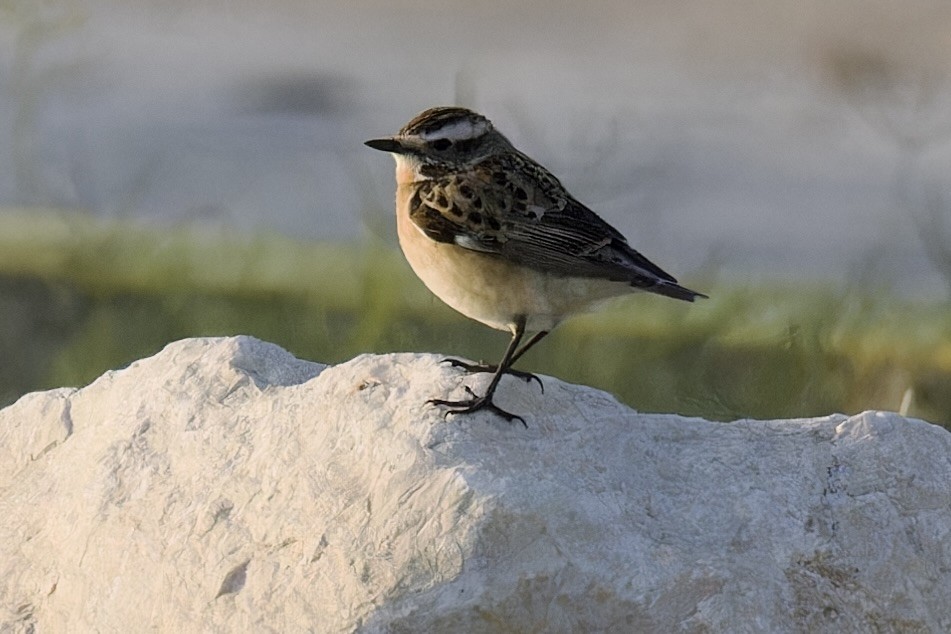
[366,106,705,425]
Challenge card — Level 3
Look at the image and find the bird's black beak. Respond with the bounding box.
[364,137,406,153]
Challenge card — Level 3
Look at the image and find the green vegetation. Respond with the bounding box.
[2,208,949,427]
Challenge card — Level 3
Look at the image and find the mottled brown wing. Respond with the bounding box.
[407,151,688,287]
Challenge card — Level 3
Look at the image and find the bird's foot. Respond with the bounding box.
[439,358,544,392]
[428,386,527,427]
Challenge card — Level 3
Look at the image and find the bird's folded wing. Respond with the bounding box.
[409,159,679,286]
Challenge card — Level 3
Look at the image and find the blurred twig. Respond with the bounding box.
[826,49,951,153]
[825,47,951,297]
[3,0,87,202]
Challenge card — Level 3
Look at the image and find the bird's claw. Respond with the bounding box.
[427,386,527,427]
[439,358,544,393]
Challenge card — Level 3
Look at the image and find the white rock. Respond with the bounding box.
[1,336,950,633]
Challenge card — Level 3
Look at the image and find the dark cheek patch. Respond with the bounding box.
[453,138,476,154]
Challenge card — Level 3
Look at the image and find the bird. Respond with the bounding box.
[365,106,706,425]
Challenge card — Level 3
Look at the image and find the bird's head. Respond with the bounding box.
[365,106,511,178]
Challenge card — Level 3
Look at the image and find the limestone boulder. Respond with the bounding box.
[1,336,949,632]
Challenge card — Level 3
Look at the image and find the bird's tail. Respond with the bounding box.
[644,280,708,302]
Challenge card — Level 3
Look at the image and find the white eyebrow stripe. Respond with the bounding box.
[421,119,489,141]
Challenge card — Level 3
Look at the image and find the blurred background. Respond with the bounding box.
[1,0,949,426]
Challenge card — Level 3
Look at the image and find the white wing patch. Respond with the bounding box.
[453,234,495,253]
[526,204,548,219]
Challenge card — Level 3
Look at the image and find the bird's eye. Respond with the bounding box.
[432,138,453,151]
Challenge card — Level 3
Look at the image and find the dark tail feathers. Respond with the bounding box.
[643,279,708,302]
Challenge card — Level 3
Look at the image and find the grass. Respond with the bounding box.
[2,207,949,427]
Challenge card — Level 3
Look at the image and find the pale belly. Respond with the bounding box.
[395,184,631,334]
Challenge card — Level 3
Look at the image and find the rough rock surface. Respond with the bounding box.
[1,336,950,633]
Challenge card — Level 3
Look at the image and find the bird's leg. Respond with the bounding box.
[440,331,550,391]
[507,330,549,366]
[429,319,533,426]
